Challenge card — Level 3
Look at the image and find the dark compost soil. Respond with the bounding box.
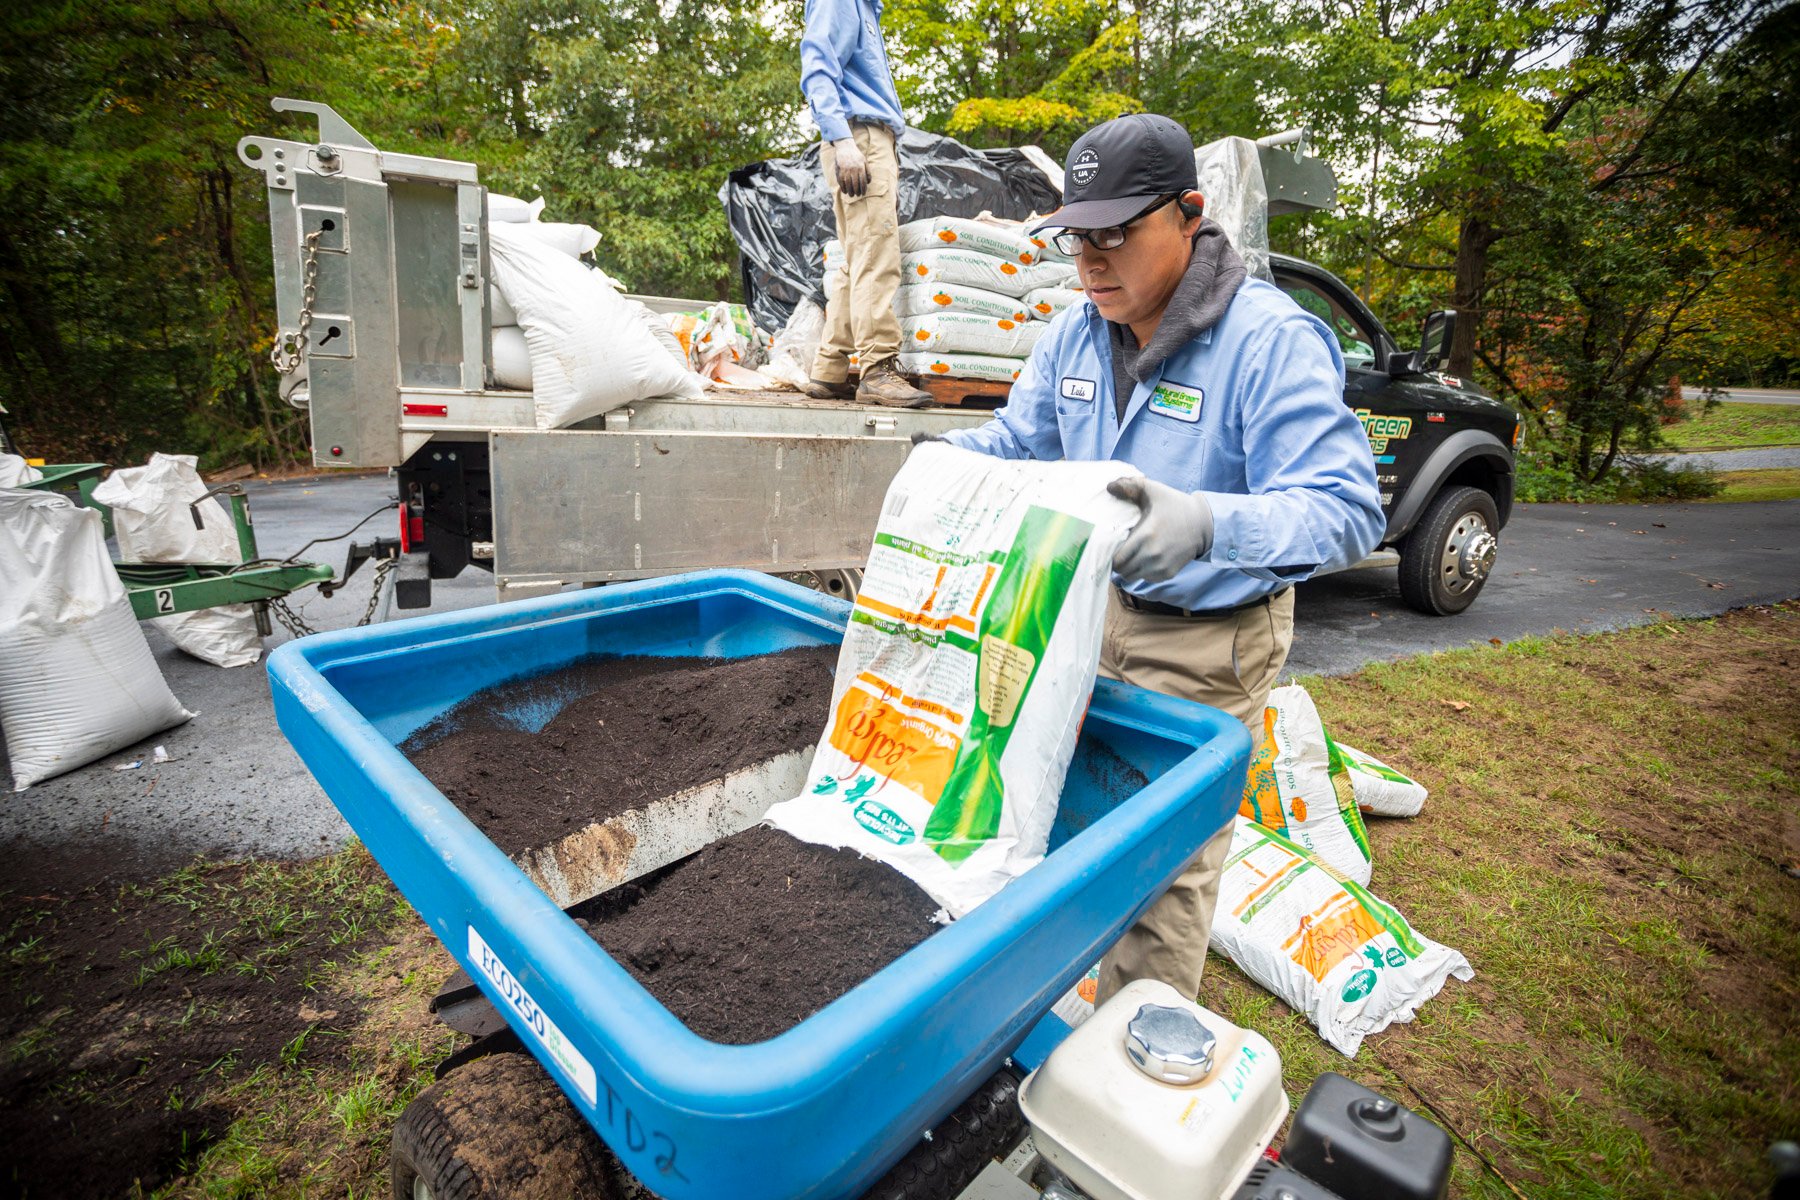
[571,825,940,1044]
[402,647,941,1043]
[403,647,840,857]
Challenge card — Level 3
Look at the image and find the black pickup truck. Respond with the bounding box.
[1272,253,1520,615]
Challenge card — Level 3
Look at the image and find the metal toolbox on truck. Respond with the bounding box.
[267,570,1249,1199]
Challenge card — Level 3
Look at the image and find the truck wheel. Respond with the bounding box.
[1397,485,1500,616]
[390,1052,622,1200]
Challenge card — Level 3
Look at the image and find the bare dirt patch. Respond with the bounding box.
[0,849,404,1198]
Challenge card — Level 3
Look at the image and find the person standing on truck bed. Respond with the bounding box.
[935,114,1386,1006]
[797,0,934,409]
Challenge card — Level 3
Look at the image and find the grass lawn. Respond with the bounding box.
[1665,401,1800,451]
[1706,467,1800,503]
[2,605,1795,1198]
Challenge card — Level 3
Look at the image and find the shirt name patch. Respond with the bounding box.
[1149,382,1203,422]
[1060,377,1096,402]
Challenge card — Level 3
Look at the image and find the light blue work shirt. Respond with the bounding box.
[943,278,1387,611]
[800,0,906,144]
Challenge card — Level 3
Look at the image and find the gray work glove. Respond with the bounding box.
[910,432,945,447]
[1107,477,1215,584]
[832,138,869,198]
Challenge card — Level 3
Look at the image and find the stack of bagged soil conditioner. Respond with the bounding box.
[1053,685,1467,1059]
[824,215,1083,387]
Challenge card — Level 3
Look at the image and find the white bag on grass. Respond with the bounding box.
[894,282,1028,323]
[901,249,1076,299]
[487,222,703,429]
[903,313,1044,359]
[91,454,262,669]
[1239,684,1372,884]
[1210,818,1472,1057]
[1337,743,1428,818]
[763,443,1140,917]
[898,352,1025,385]
[0,490,193,790]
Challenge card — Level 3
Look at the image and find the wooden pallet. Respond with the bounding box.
[907,374,1014,408]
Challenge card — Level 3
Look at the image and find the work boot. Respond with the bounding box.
[798,377,855,400]
[857,357,933,409]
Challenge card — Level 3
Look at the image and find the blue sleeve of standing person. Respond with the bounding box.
[1200,315,1387,581]
[939,329,1068,461]
[801,0,860,144]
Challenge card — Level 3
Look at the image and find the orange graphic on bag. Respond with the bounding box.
[827,684,961,803]
[1283,895,1382,983]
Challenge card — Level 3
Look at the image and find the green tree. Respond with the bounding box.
[480,0,801,299]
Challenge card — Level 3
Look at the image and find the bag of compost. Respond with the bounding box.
[763,442,1139,916]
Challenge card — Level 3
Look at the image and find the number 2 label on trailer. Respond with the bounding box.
[155,588,176,614]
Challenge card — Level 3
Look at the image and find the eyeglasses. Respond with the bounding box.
[1051,195,1179,256]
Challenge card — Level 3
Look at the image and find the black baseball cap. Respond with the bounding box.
[1031,114,1199,233]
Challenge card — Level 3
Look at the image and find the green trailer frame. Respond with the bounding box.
[18,468,339,633]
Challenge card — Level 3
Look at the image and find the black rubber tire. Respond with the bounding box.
[1397,484,1502,616]
[859,1069,1025,1200]
[390,1052,622,1200]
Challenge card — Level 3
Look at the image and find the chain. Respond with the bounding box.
[270,229,325,375]
[358,556,396,627]
[268,596,319,639]
[266,554,397,641]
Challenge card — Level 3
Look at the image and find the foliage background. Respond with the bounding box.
[0,0,1793,476]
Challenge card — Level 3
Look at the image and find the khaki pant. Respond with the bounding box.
[1095,587,1296,1005]
[813,123,902,382]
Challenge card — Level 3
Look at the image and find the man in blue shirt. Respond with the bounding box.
[798,0,932,408]
[940,114,1386,1004]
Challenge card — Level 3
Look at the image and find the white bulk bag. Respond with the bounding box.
[90,454,262,669]
[0,489,193,790]
[487,223,703,428]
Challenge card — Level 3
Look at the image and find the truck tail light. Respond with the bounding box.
[400,506,426,552]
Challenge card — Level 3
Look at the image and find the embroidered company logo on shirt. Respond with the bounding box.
[1149,381,1203,422]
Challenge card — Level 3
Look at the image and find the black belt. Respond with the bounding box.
[1114,586,1289,620]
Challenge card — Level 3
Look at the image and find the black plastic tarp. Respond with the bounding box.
[721,128,1063,334]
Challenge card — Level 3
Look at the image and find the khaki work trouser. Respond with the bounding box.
[1095,587,1296,1006]
[813,123,903,382]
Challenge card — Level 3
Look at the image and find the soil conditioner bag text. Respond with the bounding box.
[764,443,1139,917]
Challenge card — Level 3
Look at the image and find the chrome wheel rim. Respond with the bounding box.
[1439,514,1496,596]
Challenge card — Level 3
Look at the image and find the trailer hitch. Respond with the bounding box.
[318,536,400,598]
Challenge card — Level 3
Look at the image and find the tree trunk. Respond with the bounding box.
[1448,213,1494,379]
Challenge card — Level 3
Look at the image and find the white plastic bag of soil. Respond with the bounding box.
[903,312,1044,359]
[901,248,1076,299]
[898,216,1045,265]
[894,282,1027,323]
[90,453,262,669]
[763,442,1140,917]
[487,222,702,428]
[0,489,193,790]
[1239,684,1373,884]
[1023,287,1085,321]
[897,351,1024,385]
[1210,818,1472,1057]
[1337,742,1428,818]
